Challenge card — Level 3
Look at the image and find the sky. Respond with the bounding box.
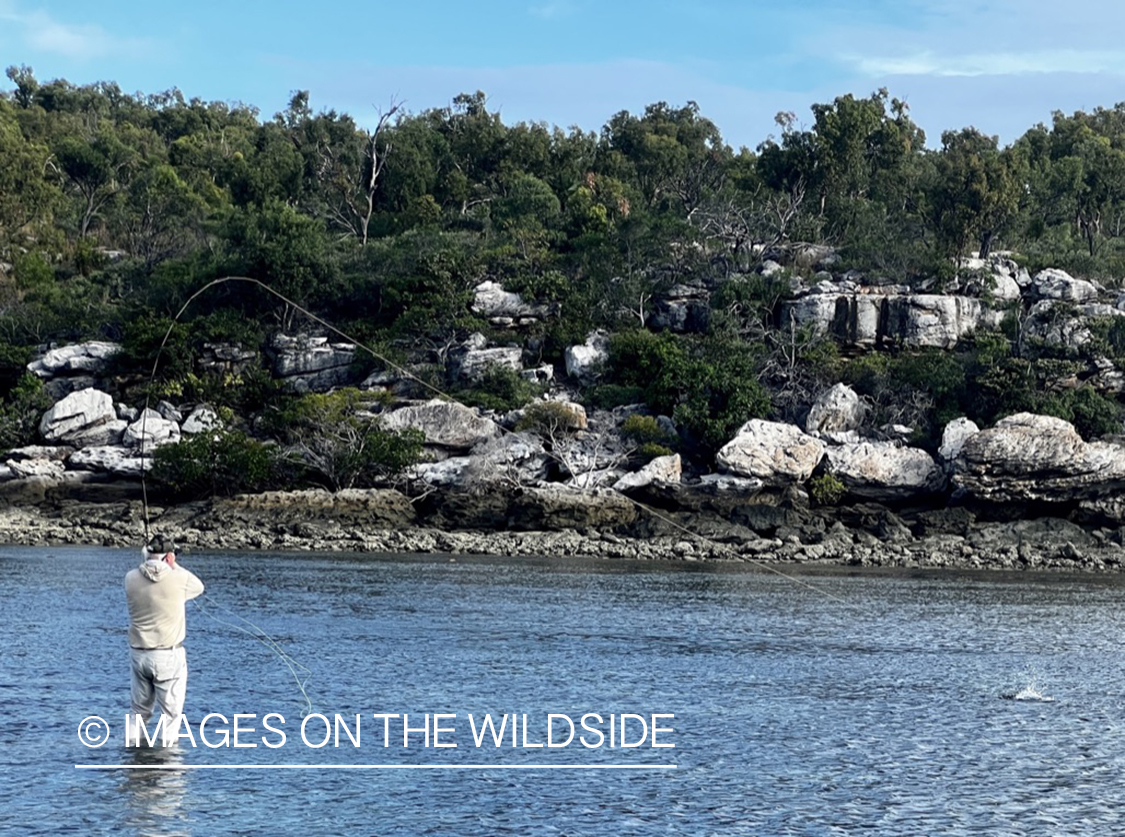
[2,0,1124,149]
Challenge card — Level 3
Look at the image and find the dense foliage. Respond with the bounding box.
[2,68,1125,474]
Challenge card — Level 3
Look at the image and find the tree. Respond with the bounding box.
[928,128,1020,260]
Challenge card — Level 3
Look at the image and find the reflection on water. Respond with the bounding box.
[4,547,1125,835]
[120,746,190,837]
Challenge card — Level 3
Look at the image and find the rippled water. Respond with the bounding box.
[2,546,1125,835]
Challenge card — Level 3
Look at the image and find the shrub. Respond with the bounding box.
[277,388,423,489]
[809,473,846,505]
[457,366,542,412]
[620,414,677,448]
[0,374,51,449]
[151,429,288,500]
[515,400,585,436]
[636,442,674,460]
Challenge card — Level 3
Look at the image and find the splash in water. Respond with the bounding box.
[1001,679,1055,702]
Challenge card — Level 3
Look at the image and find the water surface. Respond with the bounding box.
[2,547,1124,835]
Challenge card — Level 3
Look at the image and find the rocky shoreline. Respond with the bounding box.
[2,480,1123,574]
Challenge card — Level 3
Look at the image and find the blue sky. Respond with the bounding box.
[2,0,1124,148]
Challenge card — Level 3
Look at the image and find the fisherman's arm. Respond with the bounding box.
[181,567,205,600]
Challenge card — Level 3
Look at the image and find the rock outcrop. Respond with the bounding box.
[784,291,981,349]
[28,341,120,379]
[824,442,945,500]
[565,331,609,383]
[458,347,523,381]
[471,281,552,326]
[69,445,150,477]
[613,454,681,492]
[382,399,501,450]
[938,418,979,468]
[806,383,865,440]
[271,334,356,392]
[39,388,117,443]
[123,409,181,449]
[954,413,1125,503]
[1031,268,1098,302]
[716,420,825,484]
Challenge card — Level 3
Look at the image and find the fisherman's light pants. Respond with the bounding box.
[128,646,187,745]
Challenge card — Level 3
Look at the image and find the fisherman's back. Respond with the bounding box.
[125,563,204,649]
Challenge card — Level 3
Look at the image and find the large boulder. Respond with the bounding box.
[68,445,150,477]
[123,409,181,449]
[954,413,1125,503]
[613,454,681,492]
[650,284,710,333]
[27,341,120,379]
[412,432,549,488]
[67,420,127,448]
[938,417,979,467]
[39,388,116,443]
[182,406,222,434]
[271,334,356,392]
[716,420,825,485]
[882,294,981,349]
[824,442,945,500]
[470,281,551,322]
[564,331,610,383]
[806,383,865,440]
[458,347,523,381]
[382,399,501,450]
[1031,268,1098,302]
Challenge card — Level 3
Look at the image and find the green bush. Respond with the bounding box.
[636,442,674,460]
[809,473,846,505]
[457,366,542,412]
[515,400,585,436]
[151,429,289,500]
[620,414,677,448]
[0,374,51,450]
[276,388,423,489]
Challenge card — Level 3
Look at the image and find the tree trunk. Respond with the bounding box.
[978,229,993,260]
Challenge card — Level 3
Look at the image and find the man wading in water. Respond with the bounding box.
[124,534,204,745]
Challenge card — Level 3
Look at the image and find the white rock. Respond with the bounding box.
[939,417,980,465]
[67,420,127,448]
[614,454,681,492]
[954,413,1125,502]
[182,407,222,434]
[697,473,765,493]
[716,419,826,485]
[39,388,116,443]
[989,271,1022,302]
[27,341,120,378]
[825,442,945,500]
[521,364,554,384]
[459,347,523,381]
[1032,268,1098,302]
[69,445,151,477]
[471,281,548,318]
[123,410,181,449]
[3,445,72,461]
[116,403,139,422]
[6,458,65,479]
[564,331,609,383]
[382,399,501,450]
[806,383,866,439]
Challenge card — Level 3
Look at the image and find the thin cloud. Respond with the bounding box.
[851,49,1125,78]
[0,2,155,60]
[528,2,575,20]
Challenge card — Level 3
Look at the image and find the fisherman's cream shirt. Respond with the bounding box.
[125,559,204,649]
